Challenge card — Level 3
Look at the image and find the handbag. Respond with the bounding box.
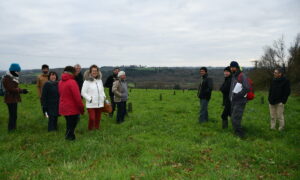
[101,100,112,113]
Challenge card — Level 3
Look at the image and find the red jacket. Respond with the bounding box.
[58,73,84,116]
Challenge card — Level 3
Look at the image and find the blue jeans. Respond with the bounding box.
[199,99,209,123]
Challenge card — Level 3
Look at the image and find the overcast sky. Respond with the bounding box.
[0,0,299,70]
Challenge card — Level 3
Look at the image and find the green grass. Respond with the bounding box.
[0,85,299,179]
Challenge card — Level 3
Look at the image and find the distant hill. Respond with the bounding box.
[0,66,253,90]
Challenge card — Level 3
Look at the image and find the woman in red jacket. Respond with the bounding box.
[59,66,84,140]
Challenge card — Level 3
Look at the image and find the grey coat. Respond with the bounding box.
[229,71,250,104]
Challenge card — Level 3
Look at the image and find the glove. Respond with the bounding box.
[22,89,29,94]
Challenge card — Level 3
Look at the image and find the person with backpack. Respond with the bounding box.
[229,61,251,138]
[220,66,232,129]
[59,66,84,140]
[268,68,290,131]
[81,65,106,130]
[197,67,213,123]
[41,72,60,132]
[2,63,28,131]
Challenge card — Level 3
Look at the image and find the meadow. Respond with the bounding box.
[0,84,299,180]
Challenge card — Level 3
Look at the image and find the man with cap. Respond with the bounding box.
[112,71,128,124]
[220,66,232,129]
[2,63,28,131]
[268,68,290,131]
[229,61,250,138]
[104,67,120,117]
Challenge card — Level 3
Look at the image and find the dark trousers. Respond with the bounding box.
[221,102,231,129]
[199,99,209,123]
[48,116,58,132]
[116,101,127,124]
[110,95,116,115]
[231,102,246,137]
[40,98,46,115]
[65,115,79,140]
[7,103,17,131]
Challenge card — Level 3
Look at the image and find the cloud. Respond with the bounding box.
[0,0,299,69]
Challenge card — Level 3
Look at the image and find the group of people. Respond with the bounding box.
[197,61,291,138]
[1,63,128,140]
[1,60,291,140]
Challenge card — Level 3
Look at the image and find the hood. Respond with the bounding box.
[83,70,102,81]
[61,73,74,81]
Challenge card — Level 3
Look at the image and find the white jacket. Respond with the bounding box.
[81,79,106,108]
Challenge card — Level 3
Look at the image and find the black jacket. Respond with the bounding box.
[268,77,290,105]
[104,74,117,97]
[197,74,213,100]
[220,76,231,106]
[41,81,59,116]
[75,72,83,92]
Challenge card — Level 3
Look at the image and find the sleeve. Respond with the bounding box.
[41,83,49,108]
[3,77,22,94]
[100,80,106,99]
[282,80,291,104]
[104,76,111,88]
[71,81,84,114]
[36,76,42,97]
[112,81,122,97]
[81,81,92,102]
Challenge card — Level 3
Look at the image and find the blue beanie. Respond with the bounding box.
[230,61,239,68]
[9,63,21,72]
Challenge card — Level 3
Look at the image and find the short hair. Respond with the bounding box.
[42,64,49,70]
[275,67,284,74]
[74,64,81,68]
[64,66,76,74]
[48,71,58,81]
[200,67,208,73]
[114,67,120,71]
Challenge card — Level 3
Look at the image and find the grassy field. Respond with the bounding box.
[0,84,299,180]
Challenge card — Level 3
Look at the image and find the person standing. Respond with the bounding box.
[37,64,50,115]
[81,65,106,130]
[229,61,250,138]
[268,68,290,131]
[197,67,213,123]
[2,63,28,131]
[59,66,84,140]
[74,64,84,92]
[112,71,128,124]
[41,72,60,132]
[220,66,232,129]
[104,67,120,117]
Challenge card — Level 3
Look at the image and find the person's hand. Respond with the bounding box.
[22,89,29,94]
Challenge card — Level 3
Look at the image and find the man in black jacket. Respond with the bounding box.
[268,68,291,131]
[104,67,120,117]
[74,64,83,92]
[220,66,231,129]
[197,67,213,123]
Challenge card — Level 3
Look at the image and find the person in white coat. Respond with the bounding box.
[81,65,106,130]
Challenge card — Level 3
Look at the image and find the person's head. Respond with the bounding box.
[64,66,76,75]
[118,71,126,80]
[48,71,58,81]
[9,63,21,77]
[41,64,49,74]
[199,67,207,77]
[113,68,120,75]
[274,68,284,78]
[89,64,100,79]
[224,66,231,77]
[230,61,240,73]
[74,64,81,75]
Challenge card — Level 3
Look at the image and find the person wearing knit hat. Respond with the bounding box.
[2,63,28,131]
[112,71,128,124]
[229,61,250,138]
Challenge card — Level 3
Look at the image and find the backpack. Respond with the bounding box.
[0,75,5,96]
[238,73,255,100]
